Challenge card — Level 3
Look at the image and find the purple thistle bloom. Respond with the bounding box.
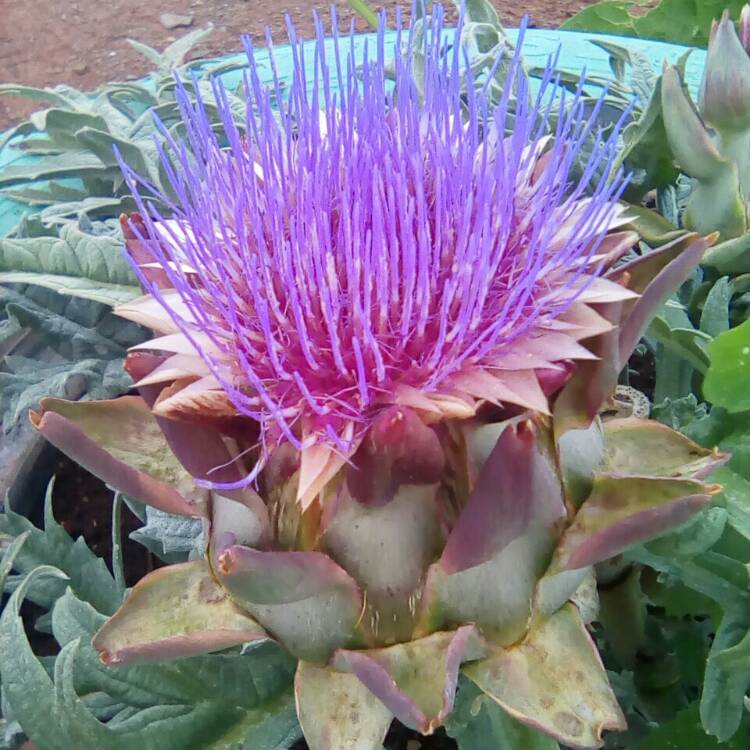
[117,3,636,497]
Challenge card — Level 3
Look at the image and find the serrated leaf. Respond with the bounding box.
[615,75,679,201]
[652,394,709,430]
[0,568,298,750]
[1,281,145,352]
[0,283,145,433]
[0,481,120,615]
[129,505,204,563]
[0,567,73,750]
[0,533,31,593]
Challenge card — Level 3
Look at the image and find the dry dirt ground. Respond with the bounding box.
[0,0,592,128]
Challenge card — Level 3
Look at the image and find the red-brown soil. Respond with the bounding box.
[0,0,593,129]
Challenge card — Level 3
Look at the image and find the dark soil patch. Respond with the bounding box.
[22,450,156,588]
[0,0,595,129]
[12,451,153,661]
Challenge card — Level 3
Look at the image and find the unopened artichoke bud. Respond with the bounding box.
[30,7,725,750]
[663,63,747,238]
[700,8,750,133]
[741,4,750,56]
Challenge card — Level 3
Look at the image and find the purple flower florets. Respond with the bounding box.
[118,3,633,491]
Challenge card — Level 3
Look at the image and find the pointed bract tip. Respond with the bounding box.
[516,418,538,443]
[218,548,235,576]
[98,649,115,666]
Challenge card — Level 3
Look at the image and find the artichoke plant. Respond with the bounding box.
[661,4,750,271]
[29,6,726,749]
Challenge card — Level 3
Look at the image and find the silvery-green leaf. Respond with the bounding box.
[700,277,731,338]
[0,273,139,306]
[0,356,129,430]
[0,481,120,615]
[38,196,138,226]
[2,183,89,205]
[652,394,709,430]
[0,153,114,188]
[0,85,80,109]
[164,25,214,71]
[0,224,136,287]
[129,506,204,564]
[29,110,110,146]
[3,300,122,356]
[126,40,164,69]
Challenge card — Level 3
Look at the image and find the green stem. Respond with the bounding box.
[599,567,647,669]
[718,128,750,203]
[111,492,126,597]
[348,0,379,30]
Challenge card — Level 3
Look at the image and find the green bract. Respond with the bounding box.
[658,6,750,272]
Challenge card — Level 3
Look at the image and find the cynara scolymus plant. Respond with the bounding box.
[661,4,750,271]
[29,5,726,749]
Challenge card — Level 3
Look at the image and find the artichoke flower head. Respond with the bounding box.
[32,5,725,749]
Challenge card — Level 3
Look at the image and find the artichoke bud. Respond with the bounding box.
[662,63,747,239]
[742,4,750,54]
[662,64,724,179]
[699,8,750,133]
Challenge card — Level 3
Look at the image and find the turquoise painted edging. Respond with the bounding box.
[0,28,706,237]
